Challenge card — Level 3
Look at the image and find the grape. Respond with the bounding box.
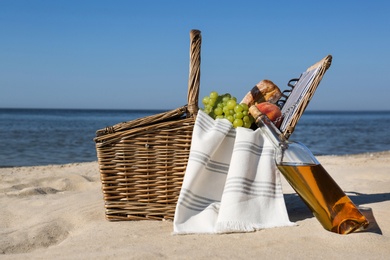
[223,106,230,115]
[222,95,230,103]
[226,115,234,123]
[202,96,210,106]
[233,119,243,128]
[214,107,223,116]
[244,121,252,128]
[235,111,244,119]
[201,91,254,129]
[210,91,219,100]
[234,104,243,113]
[226,99,236,110]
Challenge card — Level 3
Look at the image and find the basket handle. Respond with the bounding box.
[187,29,201,117]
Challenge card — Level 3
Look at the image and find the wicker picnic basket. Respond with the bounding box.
[94,28,332,221]
[94,29,201,221]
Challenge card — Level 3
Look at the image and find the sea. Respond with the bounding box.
[1,108,389,167]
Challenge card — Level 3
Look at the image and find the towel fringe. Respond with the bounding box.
[216,221,296,233]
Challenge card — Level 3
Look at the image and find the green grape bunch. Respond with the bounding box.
[201,91,254,128]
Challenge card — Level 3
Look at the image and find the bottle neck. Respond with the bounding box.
[249,105,320,166]
[249,105,288,150]
[257,114,288,148]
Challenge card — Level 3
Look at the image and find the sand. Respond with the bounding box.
[1,151,389,259]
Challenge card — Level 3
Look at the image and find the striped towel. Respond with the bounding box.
[173,110,294,234]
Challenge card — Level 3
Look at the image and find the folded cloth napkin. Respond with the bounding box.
[173,110,294,234]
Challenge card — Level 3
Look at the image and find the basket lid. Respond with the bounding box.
[279,55,332,139]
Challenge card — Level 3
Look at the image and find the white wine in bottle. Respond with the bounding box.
[249,105,369,234]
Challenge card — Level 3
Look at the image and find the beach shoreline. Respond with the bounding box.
[1,151,389,259]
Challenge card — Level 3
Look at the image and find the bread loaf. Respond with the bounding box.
[240,79,282,106]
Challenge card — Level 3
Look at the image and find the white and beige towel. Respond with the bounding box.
[173,110,294,234]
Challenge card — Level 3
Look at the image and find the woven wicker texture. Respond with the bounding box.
[94,30,201,221]
[94,29,331,221]
[280,55,332,139]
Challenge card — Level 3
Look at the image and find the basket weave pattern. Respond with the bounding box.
[280,55,332,139]
[94,29,332,221]
[94,30,201,221]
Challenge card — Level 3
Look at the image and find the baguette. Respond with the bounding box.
[240,79,282,106]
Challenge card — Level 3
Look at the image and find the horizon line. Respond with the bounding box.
[1,107,390,113]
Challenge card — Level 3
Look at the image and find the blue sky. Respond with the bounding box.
[1,0,389,110]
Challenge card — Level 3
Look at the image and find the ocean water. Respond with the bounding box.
[0,108,164,167]
[291,111,390,156]
[0,108,389,167]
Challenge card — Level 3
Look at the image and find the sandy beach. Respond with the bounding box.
[1,151,389,259]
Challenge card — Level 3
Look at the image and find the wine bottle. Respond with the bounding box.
[249,105,369,234]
